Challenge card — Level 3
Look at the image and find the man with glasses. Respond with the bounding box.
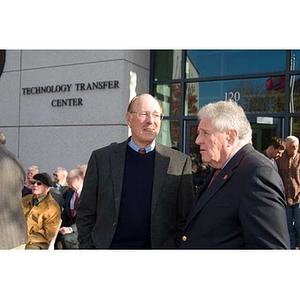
[22,172,61,249]
[76,93,194,249]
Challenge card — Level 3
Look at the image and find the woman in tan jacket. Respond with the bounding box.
[22,173,61,249]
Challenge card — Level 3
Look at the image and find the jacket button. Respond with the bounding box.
[182,235,187,242]
[112,222,117,227]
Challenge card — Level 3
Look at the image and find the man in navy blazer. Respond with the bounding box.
[76,94,194,249]
[55,168,84,249]
[180,100,290,249]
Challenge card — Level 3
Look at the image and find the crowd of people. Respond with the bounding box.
[1,93,300,249]
[10,162,87,250]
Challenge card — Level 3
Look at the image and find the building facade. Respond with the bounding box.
[151,50,300,170]
[1,49,300,175]
[0,50,150,174]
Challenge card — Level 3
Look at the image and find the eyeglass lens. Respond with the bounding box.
[31,181,42,186]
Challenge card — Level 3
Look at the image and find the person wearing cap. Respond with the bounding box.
[22,172,61,249]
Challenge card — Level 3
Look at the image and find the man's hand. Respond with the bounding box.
[59,226,73,235]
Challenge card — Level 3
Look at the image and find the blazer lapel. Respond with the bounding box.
[187,168,233,223]
[186,144,253,225]
[110,140,128,214]
[151,144,169,213]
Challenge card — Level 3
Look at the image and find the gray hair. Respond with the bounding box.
[28,165,40,173]
[285,135,299,145]
[198,100,252,143]
[55,166,68,176]
[69,168,84,180]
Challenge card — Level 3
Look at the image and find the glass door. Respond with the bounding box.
[247,116,283,152]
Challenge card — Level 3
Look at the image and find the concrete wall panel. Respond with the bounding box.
[20,60,126,126]
[19,125,128,175]
[21,50,126,69]
[0,71,21,126]
[0,49,150,173]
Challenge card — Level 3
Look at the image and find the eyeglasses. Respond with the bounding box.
[31,181,42,186]
[130,111,163,121]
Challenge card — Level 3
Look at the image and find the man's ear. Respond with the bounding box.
[126,112,131,124]
[226,129,238,143]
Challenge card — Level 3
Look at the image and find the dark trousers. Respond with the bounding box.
[56,232,79,249]
[286,204,300,249]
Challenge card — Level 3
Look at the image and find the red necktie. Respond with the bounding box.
[208,169,221,186]
[138,148,146,154]
[71,192,79,217]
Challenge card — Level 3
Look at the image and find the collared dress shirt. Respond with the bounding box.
[128,138,155,153]
[70,187,82,211]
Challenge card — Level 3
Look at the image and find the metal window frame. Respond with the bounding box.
[150,49,299,152]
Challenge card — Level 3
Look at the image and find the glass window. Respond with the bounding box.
[186,50,286,78]
[291,75,300,112]
[153,50,182,81]
[185,77,286,116]
[187,123,211,194]
[185,82,200,115]
[291,117,300,137]
[154,83,182,116]
[157,119,180,149]
[291,51,300,71]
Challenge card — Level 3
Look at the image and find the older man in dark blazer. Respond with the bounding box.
[0,131,27,249]
[76,94,194,249]
[55,168,84,249]
[180,101,290,249]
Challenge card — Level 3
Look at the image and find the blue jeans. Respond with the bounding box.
[286,203,300,249]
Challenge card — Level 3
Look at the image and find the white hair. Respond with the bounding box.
[198,100,252,143]
[285,135,299,145]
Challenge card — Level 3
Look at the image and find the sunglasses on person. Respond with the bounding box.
[31,181,42,186]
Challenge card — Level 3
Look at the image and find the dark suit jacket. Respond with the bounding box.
[61,187,78,232]
[76,139,194,249]
[180,143,290,249]
[52,182,69,197]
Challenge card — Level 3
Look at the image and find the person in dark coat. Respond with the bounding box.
[76,94,194,249]
[56,168,84,249]
[180,101,290,249]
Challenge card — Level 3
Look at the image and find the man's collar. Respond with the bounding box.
[128,137,155,153]
[32,194,47,206]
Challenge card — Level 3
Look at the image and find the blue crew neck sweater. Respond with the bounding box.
[110,146,155,249]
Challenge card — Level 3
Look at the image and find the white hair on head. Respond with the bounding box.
[197,100,252,143]
[285,135,299,145]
